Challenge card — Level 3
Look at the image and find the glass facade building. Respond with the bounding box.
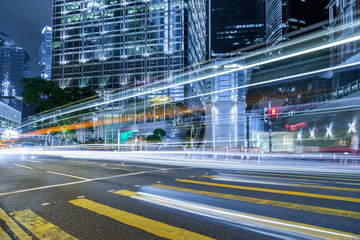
[210,0,265,56]
[205,59,249,147]
[47,0,206,143]
[266,0,328,54]
[52,0,206,100]
[0,31,30,113]
[0,101,21,133]
[39,26,53,80]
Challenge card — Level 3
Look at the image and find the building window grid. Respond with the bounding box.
[52,0,205,126]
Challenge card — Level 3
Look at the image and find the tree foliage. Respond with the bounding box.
[153,128,166,137]
[146,135,161,142]
[21,77,97,114]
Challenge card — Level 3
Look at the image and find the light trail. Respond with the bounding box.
[20,32,360,128]
[20,58,360,137]
[163,60,360,105]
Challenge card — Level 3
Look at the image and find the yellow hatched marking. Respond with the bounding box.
[150,184,360,219]
[115,190,360,240]
[10,209,77,240]
[0,227,12,240]
[0,208,31,240]
[203,175,360,193]
[69,198,214,240]
[236,171,360,182]
[177,179,360,203]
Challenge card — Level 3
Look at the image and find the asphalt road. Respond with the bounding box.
[0,152,359,240]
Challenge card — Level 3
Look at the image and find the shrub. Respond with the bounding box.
[154,128,166,137]
[146,135,161,142]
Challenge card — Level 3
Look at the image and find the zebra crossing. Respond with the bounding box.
[1,170,360,239]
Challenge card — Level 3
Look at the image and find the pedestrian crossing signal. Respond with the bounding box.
[269,107,277,122]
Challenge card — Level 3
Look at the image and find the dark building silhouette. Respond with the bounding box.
[210,0,266,56]
[266,0,328,54]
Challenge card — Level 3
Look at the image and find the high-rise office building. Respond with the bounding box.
[0,101,21,137]
[52,0,206,101]
[326,0,360,89]
[210,0,265,56]
[0,31,30,113]
[266,0,328,54]
[39,26,53,80]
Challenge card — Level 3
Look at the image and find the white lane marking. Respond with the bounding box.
[108,190,114,192]
[23,160,42,163]
[0,168,184,197]
[77,196,85,198]
[156,181,162,184]
[134,185,140,187]
[69,160,96,164]
[0,161,7,163]
[41,203,51,206]
[0,180,90,197]
[46,171,88,180]
[113,164,164,170]
[13,164,33,170]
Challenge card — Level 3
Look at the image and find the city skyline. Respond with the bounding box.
[0,1,360,239]
[0,0,52,77]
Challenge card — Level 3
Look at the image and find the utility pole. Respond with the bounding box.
[268,102,272,153]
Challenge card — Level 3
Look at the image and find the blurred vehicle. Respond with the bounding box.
[20,142,37,158]
[0,140,19,149]
[21,142,36,148]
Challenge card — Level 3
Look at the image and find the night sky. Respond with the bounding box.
[0,0,52,77]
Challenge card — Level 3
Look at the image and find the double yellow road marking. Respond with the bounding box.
[1,207,77,240]
[0,208,31,240]
[1,199,213,240]
[115,189,360,240]
[10,209,77,240]
[151,184,360,219]
[0,227,12,240]
[177,179,360,203]
[69,198,214,240]
[204,174,360,192]
[236,171,360,182]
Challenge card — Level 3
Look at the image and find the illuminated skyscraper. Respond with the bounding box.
[266,0,328,54]
[326,0,360,89]
[52,0,206,101]
[39,26,53,80]
[0,31,30,113]
[210,0,265,56]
